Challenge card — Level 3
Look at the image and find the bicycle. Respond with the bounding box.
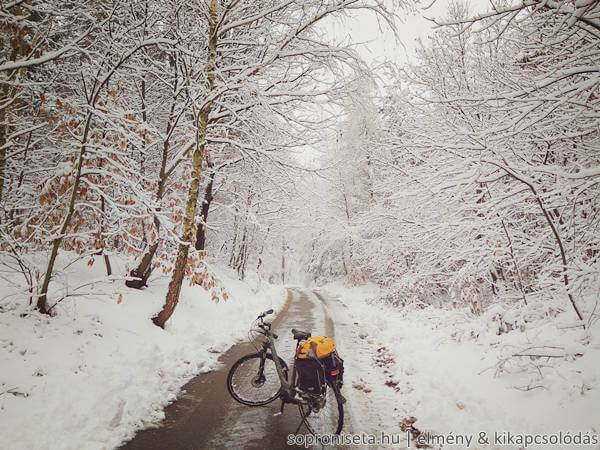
[226,308,344,436]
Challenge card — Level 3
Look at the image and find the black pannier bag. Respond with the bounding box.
[295,358,326,395]
[295,335,344,395]
[322,352,344,389]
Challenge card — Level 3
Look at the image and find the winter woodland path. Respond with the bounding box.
[121,288,354,449]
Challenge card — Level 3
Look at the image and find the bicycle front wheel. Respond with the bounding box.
[227,352,288,406]
[299,381,344,436]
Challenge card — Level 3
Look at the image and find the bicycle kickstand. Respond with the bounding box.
[273,399,285,417]
[294,408,312,434]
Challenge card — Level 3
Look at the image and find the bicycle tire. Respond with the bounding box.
[298,381,344,435]
[227,352,289,406]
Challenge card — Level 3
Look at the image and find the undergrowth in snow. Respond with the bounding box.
[321,282,600,448]
[0,254,285,450]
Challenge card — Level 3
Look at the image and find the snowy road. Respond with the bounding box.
[120,288,350,449]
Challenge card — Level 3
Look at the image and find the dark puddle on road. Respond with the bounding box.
[121,289,329,450]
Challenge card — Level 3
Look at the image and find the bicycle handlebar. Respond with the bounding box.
[256,308,274,320]
[252,309,278,339]
[255,317,278,340]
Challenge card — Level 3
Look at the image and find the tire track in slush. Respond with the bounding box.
[121,288,343,449]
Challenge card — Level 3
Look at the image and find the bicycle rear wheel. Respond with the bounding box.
[227,352,288,406]
[298,381,344,436]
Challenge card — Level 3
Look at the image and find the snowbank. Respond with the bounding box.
[0,255,285,450]
[320,282,600,448]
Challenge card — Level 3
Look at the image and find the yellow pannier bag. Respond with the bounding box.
[296,336,336,359]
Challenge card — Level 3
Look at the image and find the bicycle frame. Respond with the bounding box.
[260,329,299,404]
[256,320,335,405]
[259,328,323,432]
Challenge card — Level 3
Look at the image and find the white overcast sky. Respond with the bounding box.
[323,0,476,65]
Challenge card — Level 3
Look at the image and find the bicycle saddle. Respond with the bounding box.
[291,328,311,341]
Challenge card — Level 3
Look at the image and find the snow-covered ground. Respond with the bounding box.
[0,254,285,450]
[320,282,600,449]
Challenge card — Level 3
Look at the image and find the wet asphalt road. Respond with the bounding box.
[120,288,336,450]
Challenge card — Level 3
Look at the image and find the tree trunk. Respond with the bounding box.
[229,211,239,268]
[256,225,270,272]
[195,164,215,251]
[100,195,112,276]
[235,225,248,278]
[501,165,583,323]
[281,241,286,284]
[127,56,179,289]
[153,0,218,329]
[500,218,527,306]
[0,31,24,205]
[126,241,158,289]
[8,129,33,225]
[240,227,255,280]
[0,104,7,204]
[37,112,93,313]
[103,254,113,277]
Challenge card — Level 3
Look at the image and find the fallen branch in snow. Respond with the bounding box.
[478,365,495,376]
[45,277,129,314]
[513,384,548,392]
[512,352,577,358]
[0,387,15,396]
[557,323,587,330]
[0,387,28,398]
[511,344,583,359]
[494,343,585,378]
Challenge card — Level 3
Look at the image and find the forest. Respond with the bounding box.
[1,0,599,449]
[305,1,600,327]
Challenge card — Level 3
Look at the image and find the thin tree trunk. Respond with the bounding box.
[195,163,215,251]
[340,172,352,277]
[500,219,527,305]
[233,191,253,277]
[498,164,583,323]
[0,33,24,205]
[256,225,270,272]
[127,242,158,288]
[140,77,147,177]
[104,254,113,277]
[533,191,582,321]
[0,104,7,204]
[229,211,239,268]
[483,185,521,300]
[127,56,179,289]
[240,227,256,280]
[8,128,33,225]
[100,195,112,276]
[153,0,218,328]
[281,241,286,284]
[235,225,248,277]
[37,112,93,313]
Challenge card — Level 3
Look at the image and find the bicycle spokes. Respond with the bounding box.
[227,353,284,406]
[297,385,343,436]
